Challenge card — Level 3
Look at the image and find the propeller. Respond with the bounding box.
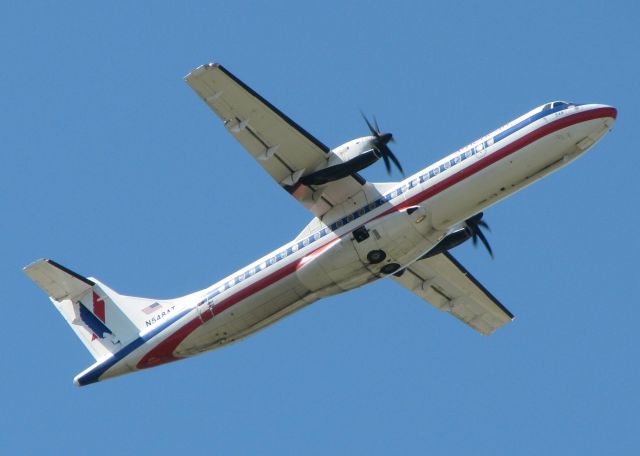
[465,212,494,258]
[361,112,404,176]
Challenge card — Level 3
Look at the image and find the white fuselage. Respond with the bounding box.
[77,102,616,384]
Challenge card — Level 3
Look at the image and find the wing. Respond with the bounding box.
[392,252,514,335]
[185,63,365,217]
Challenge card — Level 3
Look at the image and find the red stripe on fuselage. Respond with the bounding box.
[138,261,300,368]
[381,107,616,218]
[137,106,615,369]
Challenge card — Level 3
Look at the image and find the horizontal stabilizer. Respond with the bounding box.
[24,259,94,301]
[24,259,171,366]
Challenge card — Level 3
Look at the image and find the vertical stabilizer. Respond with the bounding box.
[24,259,171,362]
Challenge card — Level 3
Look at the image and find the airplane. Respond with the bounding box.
[24,63,617,386]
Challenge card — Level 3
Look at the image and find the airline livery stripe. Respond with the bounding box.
[78,105,614,384]
[137,261,301,368]
[390,107,615,215]
[134,106,615,371]
[197,105,611,307]
[75,308,192,386]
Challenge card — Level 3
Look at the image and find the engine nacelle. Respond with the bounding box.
[421,227,471,259]
[421,211,493,259]
[331,136,378,163]
[300,136,380,186]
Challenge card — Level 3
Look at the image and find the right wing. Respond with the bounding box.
[392,252,514,335]
[185,63,365,218]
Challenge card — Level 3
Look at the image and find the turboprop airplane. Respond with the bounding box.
[24,63,617,386]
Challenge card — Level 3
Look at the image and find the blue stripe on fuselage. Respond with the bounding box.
[75,308,192,386]
[78,102,577,386]
[493,104,570,143]
[197,103,576,307]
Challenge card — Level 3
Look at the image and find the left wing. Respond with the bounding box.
[185,63,365,217]
[392,252,514,335]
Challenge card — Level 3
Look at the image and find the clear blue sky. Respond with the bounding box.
[2,1,639,454]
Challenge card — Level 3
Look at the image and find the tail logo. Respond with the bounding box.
[78,292,113,341]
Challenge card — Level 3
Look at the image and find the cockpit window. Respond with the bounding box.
[542,101,574,112]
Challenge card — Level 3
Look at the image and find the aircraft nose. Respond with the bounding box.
[603,105,617,121]
[583,103,617,121]
[601,105,617,130]
[586,103,617,128]
[574,104,617,151]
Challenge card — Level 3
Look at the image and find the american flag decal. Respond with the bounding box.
[143,302,162,314]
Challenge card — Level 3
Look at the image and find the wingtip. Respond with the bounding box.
[23,258,47,272]
[184,62,222,80]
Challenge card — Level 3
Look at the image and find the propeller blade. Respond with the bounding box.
[478,220,490,231]
[373,115,381,134]
[468,212,483,224]
[380,149,392,174]
[361,112,378,137]
[475,228,494,258]
[464,212,494,258]
[385,146,404,176]
[360,112,404,177]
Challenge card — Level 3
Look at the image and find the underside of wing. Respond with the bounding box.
[392,252,514,335]
[185,63,364,217]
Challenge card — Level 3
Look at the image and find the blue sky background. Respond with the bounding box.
[2,1,639,454]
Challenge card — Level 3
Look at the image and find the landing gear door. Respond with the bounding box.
[339,190,384,272]
[351,224,386,272]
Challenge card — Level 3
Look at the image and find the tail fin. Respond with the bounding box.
[24,259,165,361]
